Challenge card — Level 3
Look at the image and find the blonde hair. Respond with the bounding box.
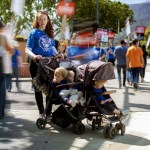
[68,70,75,77]
[54,67,67,79]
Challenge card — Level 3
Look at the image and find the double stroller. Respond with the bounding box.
[34,57,129,139]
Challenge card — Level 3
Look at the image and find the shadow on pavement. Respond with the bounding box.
[0,114,150,150]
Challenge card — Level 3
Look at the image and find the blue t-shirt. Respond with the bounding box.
[67,46,93,65]
[106,46,115,60]
[26,29,58,57]
[114,45,127,65]
[12,48,21,67]
[92,87,105,102]
[92,47,106,60]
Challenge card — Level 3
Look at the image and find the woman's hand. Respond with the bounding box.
[32,55,42,60]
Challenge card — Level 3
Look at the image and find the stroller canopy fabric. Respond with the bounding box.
[77,60,116,86]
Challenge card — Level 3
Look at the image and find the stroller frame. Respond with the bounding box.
[35,58,86,134]
[35,59,128,139]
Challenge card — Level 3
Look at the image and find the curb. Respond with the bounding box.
[12,78,32,82]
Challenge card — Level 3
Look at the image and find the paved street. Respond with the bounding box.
[0,59,150,150]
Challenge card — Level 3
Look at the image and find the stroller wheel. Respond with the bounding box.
[72,124,77,134]
[92,119,96,130]
[115,123,121,135]
[103,125,110,138]
[76,123,85,135]
[36,118,46,129]
[121,124,126,135]
[72,123,85,135]
[109,126,117,139]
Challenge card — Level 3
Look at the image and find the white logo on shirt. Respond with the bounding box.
[39,35,52,51]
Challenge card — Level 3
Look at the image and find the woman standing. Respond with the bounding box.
[25,11,58,117]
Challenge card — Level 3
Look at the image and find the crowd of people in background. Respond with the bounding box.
[93,38,147,90]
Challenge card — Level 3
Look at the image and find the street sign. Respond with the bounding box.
[101,34,108,42]
[56,1,75,17]
[135,26,146,34]
[108,31,115,39]
[135,26,146,40]
[96,28,108,40]
[70,31,96,46]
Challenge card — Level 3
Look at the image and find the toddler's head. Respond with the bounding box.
[93,80,107,88]
[67,70,75,83]
[53,67,67,83]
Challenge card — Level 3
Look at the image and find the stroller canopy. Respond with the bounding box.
[77,60,116,86]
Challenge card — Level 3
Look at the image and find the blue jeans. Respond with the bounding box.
[130,67,141,83]
[5,74,12,90]
[126,69,132,83]
[116,65,126,85]
[0,73,6,118]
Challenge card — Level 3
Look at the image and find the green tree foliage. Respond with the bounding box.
[0,0,59,36]
[74,0,134,33]
[0,0,133,37]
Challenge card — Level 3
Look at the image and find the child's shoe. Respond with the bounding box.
[68,100,76,107]
[120,110,130,121]
[79,98,86,106]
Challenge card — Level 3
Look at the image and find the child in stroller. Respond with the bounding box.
[92,79,129,120]
[52,67,84,107]
[77,60,130,138]
[59,70,85,108]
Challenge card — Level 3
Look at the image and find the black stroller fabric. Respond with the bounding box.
[36,58,59,84]
[77,60,116,86]
[52,105,79,128]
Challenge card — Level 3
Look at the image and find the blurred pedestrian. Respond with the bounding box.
[6,41,22,92]
[126,39,144,89]
[58,41,68,59]
[25,10,58,117]
[114,40,128,88]
[0,20,13,119]
[140,44,148,82]
[126,41,133,85]
[93,41,106,61]
[106,41,115,66]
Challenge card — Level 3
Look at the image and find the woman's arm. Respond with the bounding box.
[25,47,42,60]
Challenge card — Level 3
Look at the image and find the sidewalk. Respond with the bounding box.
[0,60,150,150]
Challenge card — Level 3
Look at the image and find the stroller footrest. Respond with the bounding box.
[88,112,99,116]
